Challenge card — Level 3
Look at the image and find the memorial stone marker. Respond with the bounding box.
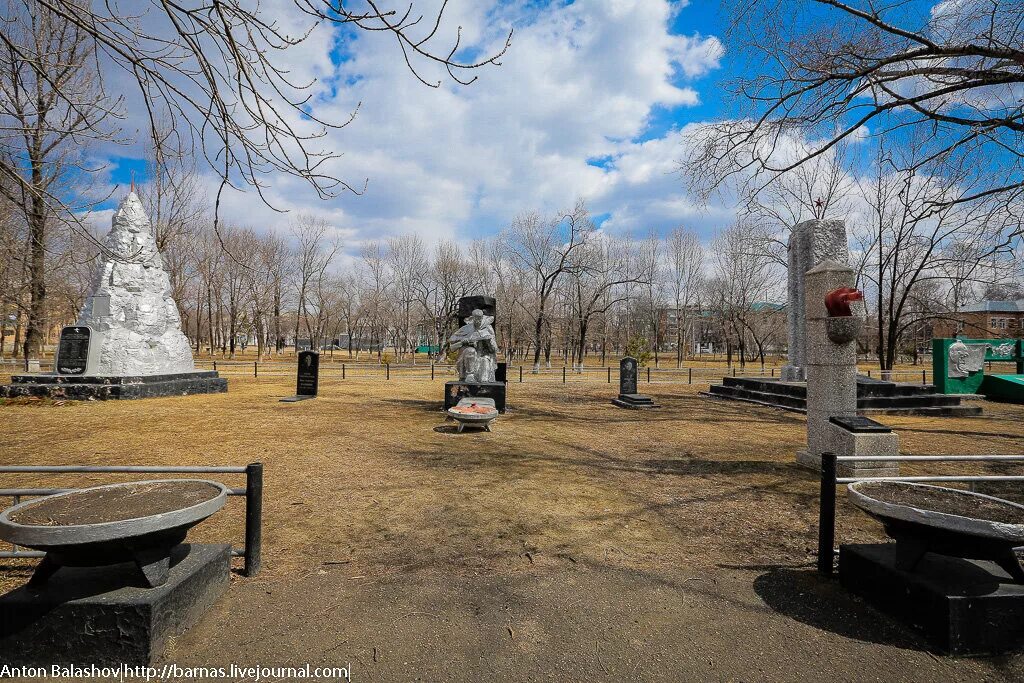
[56,326,95,375]
[281,350,319,402]
[0,192,226,400]
[620,357,638,395]
[612,356,658,409]
[444,296,506,412]
[781,219,849,382]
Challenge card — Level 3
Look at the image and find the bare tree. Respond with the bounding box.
[686,0,1023,226]
[18,0,511,223]
[665,227,704,367]
[290,214,338,351]
[0,3,122,360]
[568,236,641,370]
[504,200,592,372]
[853,135,1021,370]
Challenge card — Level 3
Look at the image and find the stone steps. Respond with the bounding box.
[705,376,981,416]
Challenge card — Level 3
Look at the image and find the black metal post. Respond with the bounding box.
[922,369,926,385]
[519,366,523,383]
[386,364,390,381]
[562,366,566,384]
[647,367,651,383]
[342,363,346,379]
[818,451,837,576]
[244,462,263,577]
[607,367,611,383]
[688,367,692,384]
[254,361,258,378]
[431,363,435,381]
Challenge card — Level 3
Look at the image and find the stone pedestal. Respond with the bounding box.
[798,260,898,475]
[840,543,1024,655]
[0,371,227,400]
[0,544,229,666]
[444,381,506,413]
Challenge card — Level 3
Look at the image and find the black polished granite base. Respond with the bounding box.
[840,543,1024,655]
[444,381,506,413]
[0,371,228,400]
[612,393,660,409]
[0,544,230,666]
[703,375,980,416]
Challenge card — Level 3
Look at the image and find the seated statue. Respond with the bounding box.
[449,308,498,383]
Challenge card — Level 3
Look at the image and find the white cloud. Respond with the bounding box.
[105,0,731,252]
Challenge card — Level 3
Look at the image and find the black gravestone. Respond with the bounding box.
[612,356,659,409]
[495,362,507,384]
[56,326,91,375]
[296,350,319,397]
[619,357,638,395]
[456,295,496,320]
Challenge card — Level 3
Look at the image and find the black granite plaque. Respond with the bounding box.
[296,350,319,397]
[456,295,496,320]
[829,415,892,433]
[495,361,507,384]
[56,326,91,375]
[619,357,638,395]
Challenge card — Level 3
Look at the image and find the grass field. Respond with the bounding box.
[1,376,1022,679]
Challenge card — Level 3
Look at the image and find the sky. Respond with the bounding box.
[98,1,743,249]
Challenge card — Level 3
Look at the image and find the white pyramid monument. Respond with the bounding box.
[77,191,195,375]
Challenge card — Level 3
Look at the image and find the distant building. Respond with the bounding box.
[932,300,1024,339]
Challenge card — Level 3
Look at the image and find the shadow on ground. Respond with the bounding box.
[753,567,931,651]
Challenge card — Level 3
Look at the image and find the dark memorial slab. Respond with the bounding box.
[56,326,91,375]
[280,350,319,402]
[0,544,230,666]
[445,381,506,413]
[457,295,496,320]
[619,356,638,395]
[829,415,892,433]
[612,357,658,409]
[840,543,1024,655]
[495,361,508,384]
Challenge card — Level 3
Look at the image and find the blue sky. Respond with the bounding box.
[98,1,748,246]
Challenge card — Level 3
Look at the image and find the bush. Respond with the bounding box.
[623,337,653,367]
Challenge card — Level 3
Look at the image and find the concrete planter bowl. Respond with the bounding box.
[0,479,227,588]
[848,481,1024,582]
[446,398,499,433]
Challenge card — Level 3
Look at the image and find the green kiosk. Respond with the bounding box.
[932,337,1024,403]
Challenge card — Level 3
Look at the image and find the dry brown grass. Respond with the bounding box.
[1,374,1021,599]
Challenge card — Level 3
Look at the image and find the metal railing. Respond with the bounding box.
[816,452,1024,575]
[0,463,263,576]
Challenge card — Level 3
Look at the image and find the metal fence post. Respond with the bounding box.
[922,369,926,385]
[254,361,258,378]
[244,462,263,577]
[562,366,566,384]
[647,367,651,383]
[818,452,837,576]
[431,363,435,381]
[342,363,346,380]
[688,367,692,384]
[607,367,611,383]
[519,366,523,383]
[386,364,390,381]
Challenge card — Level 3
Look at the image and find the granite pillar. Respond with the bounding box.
[796,260,898,476]
[781,219,849,382]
